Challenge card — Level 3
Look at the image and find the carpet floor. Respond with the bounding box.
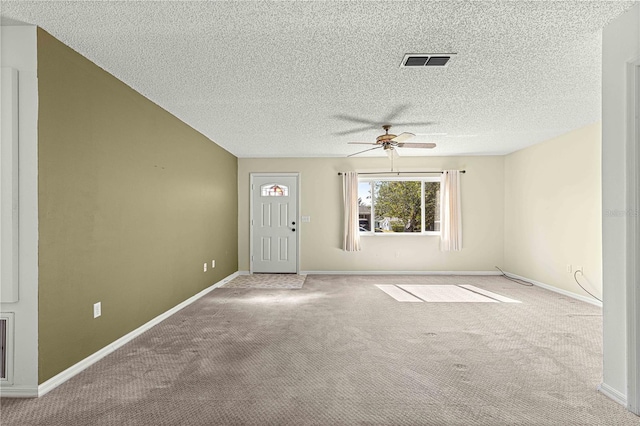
[1,274,638,425]
[221,273,306,289]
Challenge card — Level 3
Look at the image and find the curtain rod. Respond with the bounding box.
[337,170,466,176]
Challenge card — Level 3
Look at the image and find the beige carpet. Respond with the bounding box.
[221,273,306,289]
[2,274,638,425]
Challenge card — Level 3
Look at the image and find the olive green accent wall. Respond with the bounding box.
[37,29,238,383]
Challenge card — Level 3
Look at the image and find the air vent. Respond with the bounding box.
[400,53,457,68]
[404,56,428,67]
[0,318,6,380]
[0,313,13,384]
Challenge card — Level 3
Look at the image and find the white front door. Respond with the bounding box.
[251,174,298,273]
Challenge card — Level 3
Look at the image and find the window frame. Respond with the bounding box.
[357,175,441,236]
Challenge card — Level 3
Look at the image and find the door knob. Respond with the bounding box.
[292,228,296,232]
[292,221,296,225]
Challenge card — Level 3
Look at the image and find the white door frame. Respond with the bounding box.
[627,60,640,415]
[249,173,300,274]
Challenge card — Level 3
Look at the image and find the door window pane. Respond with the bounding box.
[261,184,288,197]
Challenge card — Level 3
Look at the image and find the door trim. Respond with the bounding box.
[249,173,300,274]
[627,60,640,415]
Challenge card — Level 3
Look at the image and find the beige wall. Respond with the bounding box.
[37,30,238,383]
[238,156,504,272]
[504,123,602,298]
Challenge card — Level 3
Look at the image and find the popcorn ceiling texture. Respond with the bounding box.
[1,1,635,158]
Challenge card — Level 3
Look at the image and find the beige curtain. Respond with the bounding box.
[342,171,361,251]
[440,170,462,251]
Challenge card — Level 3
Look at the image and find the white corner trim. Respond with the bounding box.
[36,271,240,398]
[0,67,20,304]
[299,270,502,276]
[504,271,602,307]
[237,270,250,275]
[626,58,640,416]
[0,384,38,398]
[598,382,628,406]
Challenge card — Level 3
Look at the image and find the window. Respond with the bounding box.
[358,177,440,234]
[261,183,289,197]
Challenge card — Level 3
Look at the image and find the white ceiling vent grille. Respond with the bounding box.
[400,53,457,68]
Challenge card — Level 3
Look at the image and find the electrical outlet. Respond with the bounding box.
[575,265,583,273]
[93,302,101,318]
[212,260,215,268]
[204,262,207,272]
[566,264,572,273]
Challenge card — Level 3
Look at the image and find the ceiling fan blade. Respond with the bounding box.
[391,121,436,127]
[383,104,410,123]
[385,147,400,160]
[333,114,377,125]
[347,146,383,157]
[348,142,378,145]
[390,132,415,143]
[415,132,448,136]
[332,125,379,136]
[396,142,437,149]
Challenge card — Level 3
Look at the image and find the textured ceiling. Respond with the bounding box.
[1,1,636,158]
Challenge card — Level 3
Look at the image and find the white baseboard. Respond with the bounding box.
[504,271,602,307]
[35,271,240,398]
[300,270,502,276]
[598,382,628,406]
[0,385,39,398]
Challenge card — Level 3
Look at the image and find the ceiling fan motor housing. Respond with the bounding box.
[377,125,396,144]
[376,134,397,144]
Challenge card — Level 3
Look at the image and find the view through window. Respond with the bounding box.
[358,177,440,234]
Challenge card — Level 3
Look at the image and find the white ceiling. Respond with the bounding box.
[1,1,635,158]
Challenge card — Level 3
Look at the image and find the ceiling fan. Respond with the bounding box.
[347,125,436,158]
